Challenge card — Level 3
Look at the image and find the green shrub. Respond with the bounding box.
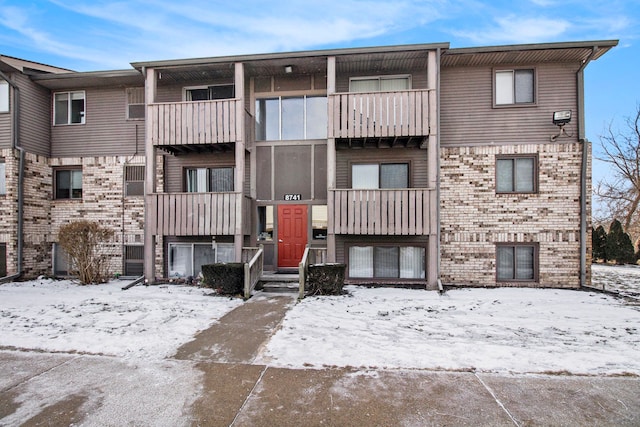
[201,263,244,295]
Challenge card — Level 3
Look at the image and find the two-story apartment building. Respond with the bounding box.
[0,39,617,289]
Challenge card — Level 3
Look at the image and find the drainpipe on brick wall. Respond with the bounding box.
[577,46,599,288]
[0,71,23,283]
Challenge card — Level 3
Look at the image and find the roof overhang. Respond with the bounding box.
[31,69,144,90]
[441,40,618,67]
[0,55,71,74]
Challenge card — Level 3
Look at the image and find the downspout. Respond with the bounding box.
[577,46,599,288]
[0,71,23,283]
[436,47,443,293]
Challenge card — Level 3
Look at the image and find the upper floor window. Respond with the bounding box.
[352,163,409,189]
[0,160,6,195]
[126,87,145,120]
[54,91,85,125]
[0,81,9,113]
[495,69,534,105]
[255,96,327,141]
[185,84,235,101]
[185,167,234,192]
[350,75,411,92]
[496,156,536,193]
[55,168,82,199]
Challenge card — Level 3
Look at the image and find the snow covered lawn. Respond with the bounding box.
[591,263,640,298]
[0,278,242,360]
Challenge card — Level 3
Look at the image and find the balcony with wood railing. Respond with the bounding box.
[148,99,243,147]
[328,89,436,141]
[147,192,251,236]
[329,188,434,235]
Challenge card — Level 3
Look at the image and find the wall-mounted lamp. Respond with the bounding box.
[284,65,293,74]
[550,110,572,141]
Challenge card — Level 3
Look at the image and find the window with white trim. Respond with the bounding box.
[0,80,9,113]
[54,91,85,125]
[352,163,409,189]
[495,69,534,105]
[496,156,536,193]
[55,169,82,199]
[348,245,425,279]
[185,167,234,192]
[496,244,538,281]
[349,75,411,92]
[168,242,234,278]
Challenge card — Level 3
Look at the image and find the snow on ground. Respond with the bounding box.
[590,263,640,298]
[0,278,242,360]
[0,265,639,376]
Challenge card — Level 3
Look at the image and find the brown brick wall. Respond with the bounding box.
[440,142,588,288]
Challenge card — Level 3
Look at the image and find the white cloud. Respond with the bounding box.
[453,15,572,45]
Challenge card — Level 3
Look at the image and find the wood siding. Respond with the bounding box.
[328,89,433,139]
[0,112,9,149]
[164,151,235,193]
[148,192,250,236]
[148,99,241,147]
[329,188,432,235]
[51,86,145,157]
[16,73,52,156]
[440,62,580,146]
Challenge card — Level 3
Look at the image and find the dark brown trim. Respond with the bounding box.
[495,154,539,194]
[52,166,83,200]
[495,242,540,283]
[348,160,412,188]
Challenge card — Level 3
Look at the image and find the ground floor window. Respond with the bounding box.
[496,244,538,281]
[168,242,234,278]
[0,243,6,277]
[53,243,70,276]
[348,245,425,279]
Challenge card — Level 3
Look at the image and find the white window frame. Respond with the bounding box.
[349,74,412,92]
[54,90,86,125]
[494,68,535,106]
[0,80,9,113]
[168,242,234,278]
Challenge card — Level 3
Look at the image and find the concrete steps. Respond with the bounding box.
[259,272,299,293]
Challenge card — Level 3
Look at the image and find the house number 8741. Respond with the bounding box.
[284,194,302,201]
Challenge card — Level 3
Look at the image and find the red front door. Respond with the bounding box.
[277,205,307,268]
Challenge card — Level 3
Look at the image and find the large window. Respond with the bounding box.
[496,156,536,193]
[349,245,425,279]
[496,244,538,281]
[0,160,5,195]
[54,91,85,125]
[350,75,411,92]
[55,169,82,199]
[168,242,234,278]
[0,80,9,113]
[185,84,234,101]
[352,163,409,189]
[185,167,234,192]
[495,69,534,105]
[255,96,327,141]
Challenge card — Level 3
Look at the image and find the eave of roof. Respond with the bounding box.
[30,69,144,89]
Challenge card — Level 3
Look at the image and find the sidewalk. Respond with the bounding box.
[1,292,639,426]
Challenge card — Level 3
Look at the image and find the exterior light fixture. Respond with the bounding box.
[284,65,293,74]
[552,110,572,125]
[550,110,572,141]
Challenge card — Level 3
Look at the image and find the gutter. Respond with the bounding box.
[576,46,599,288]
[0,71,23,284]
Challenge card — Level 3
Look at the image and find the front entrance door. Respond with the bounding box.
[277,205,307,268]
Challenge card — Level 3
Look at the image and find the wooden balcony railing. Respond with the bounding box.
[148,99,242,146]
[328,89,435,139]
[329,188,433,235]
[148,192,250,236]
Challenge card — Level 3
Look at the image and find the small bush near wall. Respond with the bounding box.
[58,220,115,285]
[307,263,346,295]
[201,263,244,295]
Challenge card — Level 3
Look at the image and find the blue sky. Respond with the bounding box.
[0,0,638,210]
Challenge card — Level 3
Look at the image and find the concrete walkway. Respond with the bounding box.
[1,292,639,426]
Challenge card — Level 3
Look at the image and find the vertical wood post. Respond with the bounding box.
[144,67,157,282]
[326,56,337,262]
[426,49,439,289]
[234,62,245,261]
